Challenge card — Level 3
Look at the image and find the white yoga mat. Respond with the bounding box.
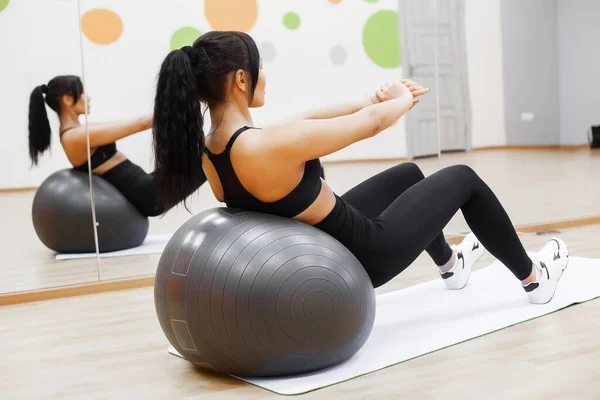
[168,255,600,395]
[55,233,173,260]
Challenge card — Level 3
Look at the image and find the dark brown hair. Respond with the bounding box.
[152,31,260,209]
[28,75,83,165]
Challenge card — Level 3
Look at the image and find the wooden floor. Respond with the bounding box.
[1,223,599,399]
[0,190,100,293]
[2,148,599,294]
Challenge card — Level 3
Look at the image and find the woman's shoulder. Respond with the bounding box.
[59,125,82,136]
[59,125,86,150]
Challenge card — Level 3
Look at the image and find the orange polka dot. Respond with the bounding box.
[329,0,343,3]
[81,9,123,45]
[205,0,258,32]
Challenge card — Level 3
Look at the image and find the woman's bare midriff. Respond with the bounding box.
[292,180,337,226]
[67,148,128,175]
[92,151,127,175]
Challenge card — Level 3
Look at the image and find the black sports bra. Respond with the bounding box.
[204,126,323,218]
[60,127,117,172]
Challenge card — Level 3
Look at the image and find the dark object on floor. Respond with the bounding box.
[589,125,600,148]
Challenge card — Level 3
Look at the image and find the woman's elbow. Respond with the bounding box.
[363,108,383,138]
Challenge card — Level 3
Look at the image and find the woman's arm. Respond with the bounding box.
[291,79,423,120]
[294,95,380,120]
[261,80,427,162]
[62,115,152,149]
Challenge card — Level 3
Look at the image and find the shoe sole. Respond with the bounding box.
[543,250,570,305]
[532,237,570,305]
[445,238,485,290]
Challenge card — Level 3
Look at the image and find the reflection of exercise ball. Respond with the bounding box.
[154,208,376,378]
[32,169,149,253]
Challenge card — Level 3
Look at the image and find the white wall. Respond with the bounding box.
[79,0,408,177]
[501,0,560,146]
[464,0,599,148]
[1,0,408,189]
[557,0,600,145]
[463,0,506,148]
[3,0,563,188]
[4,0,515,188]
[0,0,83,189]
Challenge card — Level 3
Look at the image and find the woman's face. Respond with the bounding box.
[249,59,266,108]
[74,92,91,115]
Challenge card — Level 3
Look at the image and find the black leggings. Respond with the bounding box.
[101,160,207,217]
[315,163,532,288]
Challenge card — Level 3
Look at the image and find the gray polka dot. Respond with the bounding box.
[330,45,347,65]
[260,41,277,62]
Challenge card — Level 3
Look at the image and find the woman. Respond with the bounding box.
[152,31,568,305]
[28,75,206,216]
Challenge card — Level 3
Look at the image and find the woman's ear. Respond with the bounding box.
[234,69,247,93]
[60,94,75,107]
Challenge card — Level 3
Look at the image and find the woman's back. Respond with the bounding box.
[203,125,331,224]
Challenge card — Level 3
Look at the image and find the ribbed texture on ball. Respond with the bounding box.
[154,208,375,377]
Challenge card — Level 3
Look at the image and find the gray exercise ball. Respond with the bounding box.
[154,208,376,378]
[32,169,149,253]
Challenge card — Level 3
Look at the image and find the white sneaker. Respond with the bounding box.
[440,232,485,290]
[523,238,569,304]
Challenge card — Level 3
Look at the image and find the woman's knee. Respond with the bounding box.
[444,164,488,193]
[133,203,160,217]
[446,164,479,181]
[398,162,425,181]
[144,206,166,217]
[131,195,168,217]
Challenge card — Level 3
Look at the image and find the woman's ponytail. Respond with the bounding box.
[152,47,205,211]
[28,84,52,166]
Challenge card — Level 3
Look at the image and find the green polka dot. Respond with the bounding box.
[0,0,10,13]
[364,0,379,3]
[362,10,401,68]
[283,12,301,30]
[170,27,202,50]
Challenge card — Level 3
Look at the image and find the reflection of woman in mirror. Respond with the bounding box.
[151,31,569,306]
[27,75,207,216]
